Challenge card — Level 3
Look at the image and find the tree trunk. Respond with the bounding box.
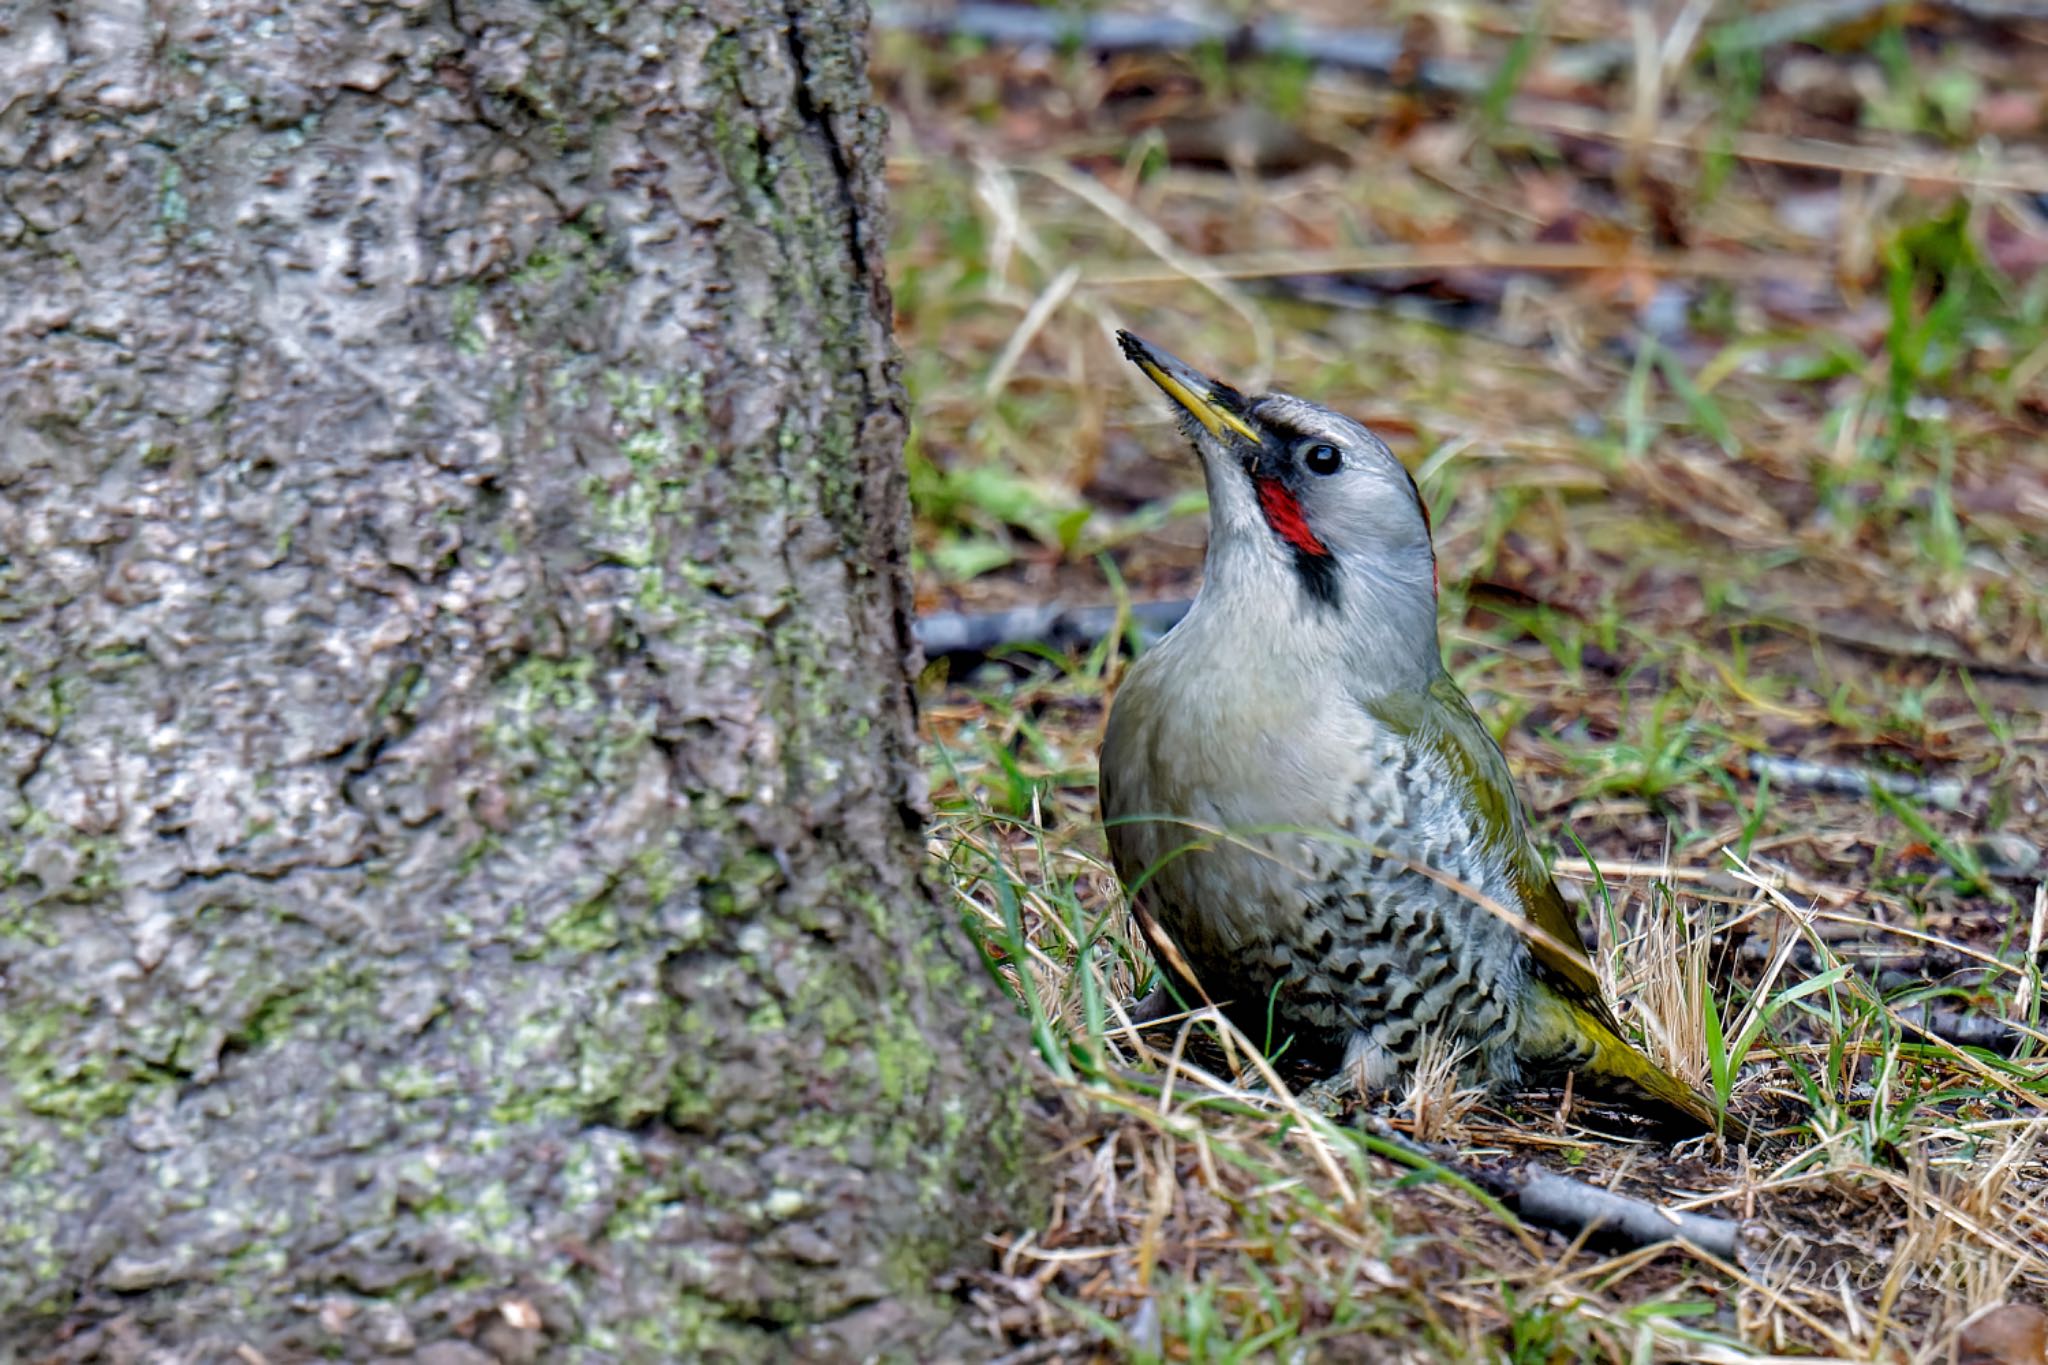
[0,1,1031,1358]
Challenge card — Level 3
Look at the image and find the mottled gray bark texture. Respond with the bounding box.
[0,1,1033,1359]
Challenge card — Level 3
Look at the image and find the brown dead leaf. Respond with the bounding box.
[1958,1303,2048,1365]
[1977,91,2046,139]
[1981,206,2048,286]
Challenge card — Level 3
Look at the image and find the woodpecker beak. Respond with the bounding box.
[1117,331,1263,445]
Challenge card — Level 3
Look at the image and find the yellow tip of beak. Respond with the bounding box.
[1137,361,1262,443]
[1118,331,1263,444]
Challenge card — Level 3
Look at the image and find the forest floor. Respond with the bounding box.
[878,2,2048,1360]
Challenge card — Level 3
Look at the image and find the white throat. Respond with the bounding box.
[1180,515,1443,704]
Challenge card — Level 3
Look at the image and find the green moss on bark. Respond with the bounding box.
[0,0,1038,1357]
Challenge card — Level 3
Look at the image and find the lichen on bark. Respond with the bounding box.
[0,0,1034,1358]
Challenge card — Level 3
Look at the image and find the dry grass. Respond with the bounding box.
[936,794,2048,1361]
[888,2,2048,1358]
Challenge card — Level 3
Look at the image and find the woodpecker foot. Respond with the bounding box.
[1235,1069,1345,1116]
[1295,1069,1359,1118]
[1298,1084,1350,1118]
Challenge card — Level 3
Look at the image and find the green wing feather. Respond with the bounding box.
[1393,672,1751,1140]
[1385,673,1616,1016]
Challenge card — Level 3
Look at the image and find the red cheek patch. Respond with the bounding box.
[1254,478,1329,557]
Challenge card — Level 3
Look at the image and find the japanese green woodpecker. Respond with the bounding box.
[1101,331,1747,1140]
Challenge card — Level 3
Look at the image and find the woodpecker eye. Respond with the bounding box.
[1302,442,1342,476]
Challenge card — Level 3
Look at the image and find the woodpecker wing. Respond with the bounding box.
[1398,676,1751,1139]
[1367,673,1621,1028]
[1510,842,1631,1036]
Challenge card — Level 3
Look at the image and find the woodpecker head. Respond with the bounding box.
[1118,330,1440,683]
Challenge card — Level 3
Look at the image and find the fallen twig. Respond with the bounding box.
[874,2,1483,90]
[1083,242,1830,289]
[877,0,2043,106]
[1711,0,2048,53]
[1518,98,2048,197]
[1507,1167,1744,1261]
[1754,611,2048,684]
[875,0,2034,93]
[915,598,1191,662]
[1362,1120,1748,1262]
[1892,1002,2036,1055]
[1741,752,1966,811]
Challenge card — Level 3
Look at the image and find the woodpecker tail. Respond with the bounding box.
[1523,986,1755,1144]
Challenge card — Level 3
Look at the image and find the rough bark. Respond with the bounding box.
[0,1,1031,1359]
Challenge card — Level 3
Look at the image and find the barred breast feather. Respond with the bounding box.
[1103,639,1539,1086]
